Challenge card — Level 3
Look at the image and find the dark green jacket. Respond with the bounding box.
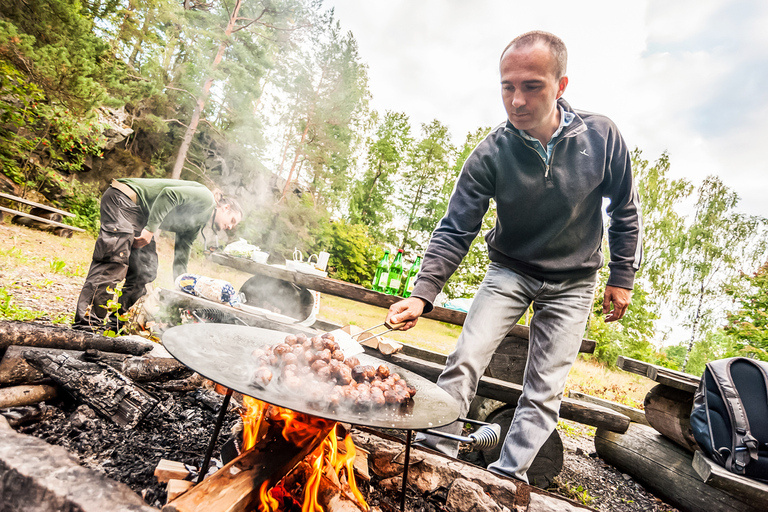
[117,178,215,278]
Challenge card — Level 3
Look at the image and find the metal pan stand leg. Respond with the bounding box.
[400,429,412,512]
[198,387,233,484]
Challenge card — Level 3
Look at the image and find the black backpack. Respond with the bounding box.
[690,357,768,481]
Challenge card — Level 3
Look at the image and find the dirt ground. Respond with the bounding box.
[0,221,680,511]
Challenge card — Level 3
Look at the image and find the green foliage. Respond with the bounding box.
[0,287,45,321]
[326,221,377,286]
[348,110,412,241]
[675,176,767,370]
[724,262,768,360]
[240,193,332,263]
[396,120,455,253]
[60,180,101,235]
[632,149,692,304]
[49,258,66,274]
[585,242,659,366]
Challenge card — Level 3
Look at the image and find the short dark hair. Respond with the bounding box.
[501,31,568,79]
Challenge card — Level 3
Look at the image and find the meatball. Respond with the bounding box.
[376,365,390,379]
[318,349,332,364]
[311,359,329,373]
[251,367,272,388]
[251,348,266,360]
[321,332,335,341]
[311,336,325,351]
[282,352,298,366]
[284,334,298,345]
[273,343,291,356]
[344,357,360,369]
[316,365,333,382]
[335,365,354,385]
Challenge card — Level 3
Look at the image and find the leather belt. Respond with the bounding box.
[110,179,138,204]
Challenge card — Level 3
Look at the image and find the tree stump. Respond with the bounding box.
[643,384,697,452]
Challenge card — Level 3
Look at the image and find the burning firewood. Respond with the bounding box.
[162,411,335,512]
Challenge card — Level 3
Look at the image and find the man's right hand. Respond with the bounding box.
[386,297,426,331]
[132,228,154,248]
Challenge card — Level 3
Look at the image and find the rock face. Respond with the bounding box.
[446,478,508,512]
[0,415,157,512]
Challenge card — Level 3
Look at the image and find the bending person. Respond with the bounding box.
[74,178,242,330]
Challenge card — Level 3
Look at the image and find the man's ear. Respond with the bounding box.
[556,75,568,99]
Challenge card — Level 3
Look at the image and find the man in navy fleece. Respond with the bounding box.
[386,31,642,482]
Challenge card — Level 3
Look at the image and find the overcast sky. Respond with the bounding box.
[326,0,768,218]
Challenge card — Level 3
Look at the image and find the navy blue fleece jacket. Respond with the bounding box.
[411,99,643,312]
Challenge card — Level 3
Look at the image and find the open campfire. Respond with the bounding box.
[0,320,600,512]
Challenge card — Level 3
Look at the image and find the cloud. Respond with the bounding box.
[326,0,768,215]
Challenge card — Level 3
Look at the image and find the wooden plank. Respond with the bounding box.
[155,459,190,483]
[647,366,700,394]
[212,253,597,352]
[595,423,764,512]
[0,191,76,217]
[616,356,700,394]
[402,335,593,387]
[692,450,768,508]
[567,390,649,426]
[370,348,630,432]
[616,355,652,378]
[0,206,84,232]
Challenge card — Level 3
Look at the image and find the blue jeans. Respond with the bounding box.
[419,263,597,482]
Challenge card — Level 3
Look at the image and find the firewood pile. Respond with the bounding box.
[0,321,592,511]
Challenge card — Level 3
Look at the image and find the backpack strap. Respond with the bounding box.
[706,358,759,474]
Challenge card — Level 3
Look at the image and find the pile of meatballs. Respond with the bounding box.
[250,331,417,410]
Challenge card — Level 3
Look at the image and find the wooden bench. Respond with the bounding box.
[0,191,84,237]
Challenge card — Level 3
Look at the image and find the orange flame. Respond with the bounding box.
[240,399,369,512]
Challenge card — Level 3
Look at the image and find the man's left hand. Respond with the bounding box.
[603,286,632,322]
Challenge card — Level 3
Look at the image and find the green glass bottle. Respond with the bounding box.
[402,254,422,298]
[385,249,404,295]
[372,249,391,292]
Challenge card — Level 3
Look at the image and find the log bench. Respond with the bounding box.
[0,191,84,237]
[615,355,768,508]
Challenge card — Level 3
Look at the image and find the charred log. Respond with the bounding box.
[23,350,158,429]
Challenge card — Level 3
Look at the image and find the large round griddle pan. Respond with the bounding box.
[163,324,460,430]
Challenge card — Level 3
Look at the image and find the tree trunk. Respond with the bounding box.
[682,280,705,371]
[280,119,311,201]
[0,321,155,359]
[171,0,243,179]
